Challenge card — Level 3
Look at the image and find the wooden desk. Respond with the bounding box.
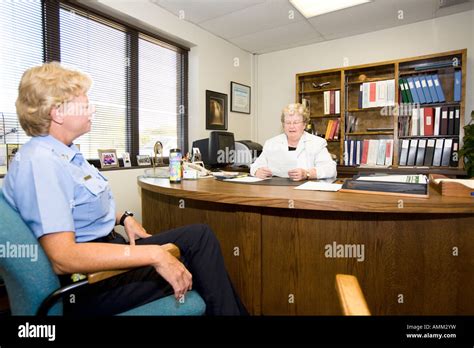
[138,176,474,315]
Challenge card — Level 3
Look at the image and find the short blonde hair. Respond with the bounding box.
[281,103,310,124]
[16,62,92,136]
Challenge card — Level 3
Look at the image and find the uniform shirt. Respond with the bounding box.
[3,135,115,242]
[250,132,337,179]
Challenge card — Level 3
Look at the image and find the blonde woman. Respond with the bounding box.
[251,103,336,181]
[3,62,247,316]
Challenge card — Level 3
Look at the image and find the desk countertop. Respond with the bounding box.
[138,176,474,214]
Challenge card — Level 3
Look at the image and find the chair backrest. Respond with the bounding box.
[335,274,371,316]
[0,189,62,315]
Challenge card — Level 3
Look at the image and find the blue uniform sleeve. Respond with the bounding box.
[11,155,75,239]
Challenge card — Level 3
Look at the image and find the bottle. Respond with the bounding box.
[169,148,182,183]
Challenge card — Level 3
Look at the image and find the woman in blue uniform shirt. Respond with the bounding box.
[3,62,247,316]
[251,103,336,181]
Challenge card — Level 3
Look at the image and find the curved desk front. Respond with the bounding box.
[138,176,474,315]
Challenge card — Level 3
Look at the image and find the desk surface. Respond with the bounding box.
[137,176,474,214]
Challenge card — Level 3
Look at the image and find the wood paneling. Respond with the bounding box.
[140,178,474,315]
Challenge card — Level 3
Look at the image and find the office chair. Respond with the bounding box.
[335,274,371,316]
[0,190,205,316]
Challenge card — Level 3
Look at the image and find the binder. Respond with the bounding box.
[376,140,386,165]
[440,107,448,135]
[423,107,434,136]
[454,70,461,102]
[358,85,363,109]
[386,79,395,106]
[407,139,418,166]
[335,90,340,114]
[403,79,413,103]
[454,106,460,135]
[399,78,408,103]
[411,107,419,136]
[441,138,453,167]
[385,139,393,166]
[450,139,459,167]
[330,90,335,114]
[419,107,424,136]
[415,139,426,166]
[420,75,432,103]
[399,139,409,166]
[425,75,439,103]
[432,74,446,102]
[424,139,435,166]
[434,107,441,136]
[413,76,426,104]
[344,140,349,166]
[432,138,444,166]
[362,83,370,108]
[407,77,420,104]
[448,107,454,135]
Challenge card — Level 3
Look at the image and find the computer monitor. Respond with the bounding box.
[209,131,235,167]
[191,131,235,168]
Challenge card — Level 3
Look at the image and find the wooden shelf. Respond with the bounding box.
[399,135,460,139]
[300,88,340,94]
[347,107,386,112]
[311,114,340,118]
[346,132,393,136]
[346,77,394,85]
[399,66,461,76]
[398,101,460,108]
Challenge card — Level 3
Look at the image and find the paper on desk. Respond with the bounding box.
[224,176,266,183]
[433,178,474,189]
[268,151,297,178]
[295,181,343,192]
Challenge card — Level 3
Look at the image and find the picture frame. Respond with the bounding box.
[6,144,20,170]
[98,149,119,168]
[122,152,132,168]
[206,90,227,130]
[230,81,251,114]
[136,155,152,166]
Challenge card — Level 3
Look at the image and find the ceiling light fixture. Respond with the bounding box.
[289,0,372,18]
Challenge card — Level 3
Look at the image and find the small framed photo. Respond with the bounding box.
[6,144,20,170]
[230,81,251,114]
[136,155,152,166]
[206,90,228,130]
[98,149,119,168]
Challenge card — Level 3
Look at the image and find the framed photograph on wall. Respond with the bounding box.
[206,90,227,130]
[98,149,119,168]
[230,81,251,114]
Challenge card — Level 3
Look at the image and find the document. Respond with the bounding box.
[224,176,266,183]
[268,151,297,178]
[295,181,342,192]
[356,174,428,184]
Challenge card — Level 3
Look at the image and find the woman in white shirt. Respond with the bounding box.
[251,103,336,181]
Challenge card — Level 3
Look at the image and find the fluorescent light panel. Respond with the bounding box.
[289,0,372,18]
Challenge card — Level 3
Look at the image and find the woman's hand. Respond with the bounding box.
[288,168,307,181]
[123,217,152,245]
[255,167,273,179]
[153,246,193,300]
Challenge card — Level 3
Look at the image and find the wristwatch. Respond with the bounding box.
[119,211,134,226]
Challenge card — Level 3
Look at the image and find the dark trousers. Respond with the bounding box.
[61,224,248,316]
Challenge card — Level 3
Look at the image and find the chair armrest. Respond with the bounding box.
[37,243,181,315]
[335,274,371,316]
[87,243,181,284]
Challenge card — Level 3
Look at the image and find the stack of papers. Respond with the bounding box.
[295,181,343,192]
[356,174,427,184]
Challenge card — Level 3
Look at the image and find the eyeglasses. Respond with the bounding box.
[283,120,304,126]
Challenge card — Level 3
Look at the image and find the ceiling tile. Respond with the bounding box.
[152,0,265,23]
[199,0,306,40]
[231,20,322,53]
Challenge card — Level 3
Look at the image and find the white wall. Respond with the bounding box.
[98,0,255,144]
[256,10,474,143]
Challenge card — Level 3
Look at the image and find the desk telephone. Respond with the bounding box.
[183,161,210,177]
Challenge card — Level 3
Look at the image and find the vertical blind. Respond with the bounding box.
[0,0,188,164]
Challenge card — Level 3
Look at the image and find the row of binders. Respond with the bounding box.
[344,139,393,167]
[398,71,461,104]
[358,79,396,109]
[323,90,340,115]
[398,105,460,136]
[324,119,340,140]
[399,138,458,167]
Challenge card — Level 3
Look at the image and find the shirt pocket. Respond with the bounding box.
[83,177,111,218]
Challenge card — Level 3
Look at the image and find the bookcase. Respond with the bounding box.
[296,49,467,175]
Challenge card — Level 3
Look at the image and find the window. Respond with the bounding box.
[0,1,188,166]
[0,1,43,145]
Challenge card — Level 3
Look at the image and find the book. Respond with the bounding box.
[454,70,461,102]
